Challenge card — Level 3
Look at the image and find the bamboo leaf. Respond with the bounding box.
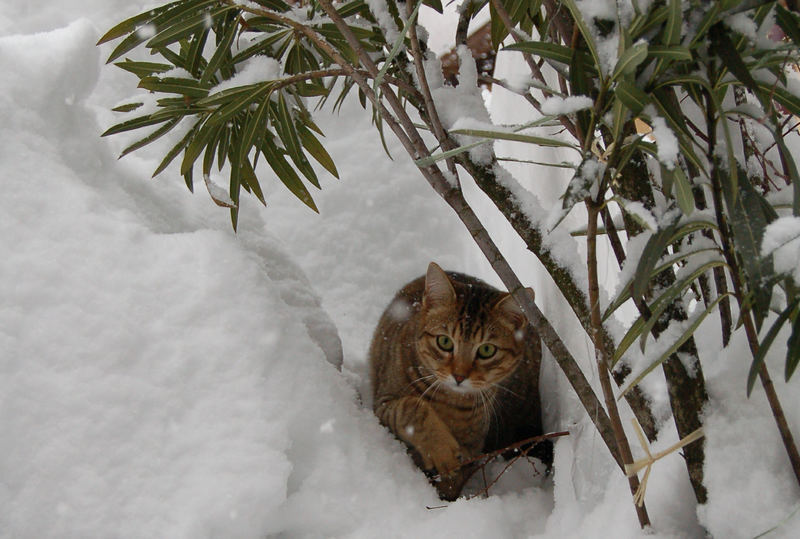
[138,76,210,98]
[111,102,144,113]
[374,0,423,91]
[631,225,676,302]
[689,2,721,47]
[504,41,573,64]
[297,124,339,179]
[97,5,167,45]
[724,169,774,331]
[275,93,319,188]
[647,45,692,61]
[663,0,682,46]
[240,89,274,160]
[620,293,732,399]
[671,165,695,215]
[423,0,443,14]
[240,157,266,206]
[259,140,318,212]
[449,128,580,150]
[637,260,727,354]
[776,4,800,48]
[612,42,648,81]
[152,120,201,178]
[118,116,182,158]
[748,300,799,395]
[180,118,219,175]
[570,46,592,137]
[651,88,705,174]
[114,59,173,78]
[786,312,800,382]
[200,13,240,85]
[615,79,649,115]
[102,114,172,137]
[561,0,604,77]
[147,5,237,49]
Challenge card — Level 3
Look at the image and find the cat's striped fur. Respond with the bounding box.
[369,262,543,500]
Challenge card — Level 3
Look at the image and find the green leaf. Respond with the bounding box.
[561,156,600,211]
[114,59,173,78]
[102,113,173,137]
[146,5,238,49]
[186,27,210,77]
[504,42,596,77]
[118,116,182,158]
[449,128,580,150]
[111,102,145,113]
[689,2,721,47]
[297,124,339,179]
[748,300,799,395]
[275,93,319,188]
[615,79,649,115]
[561,0,604,77]
[570,46,592,138]
[180,118,220,175]
[259,139,318,212]
[631,225,677,302]
[651,88,705,174]
[504,41,571,64]
[138,76,210,98]
[200,13,240,85]
[663,0,682,46]
[374,0,423,91]
[612,42,648,81]
[724,169,774,331]
[422,0,443,14]
[240,90,273,163]
[104,0,221,63]
[636,260,727,354]
[776,4,800,48]
[786,312,800,382]
[610,98,627,143]
[97,6,166,45]
[152,120,201,178]
[647,45,692,61]
[205,83,273,128]
[240,157,266,206]
[620,293,732,399]
[670,165,695,215]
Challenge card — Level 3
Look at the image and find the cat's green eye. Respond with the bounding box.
[436,335,454,352]
[477,343,497,359]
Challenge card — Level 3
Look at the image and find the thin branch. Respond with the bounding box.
[587,200,651,528]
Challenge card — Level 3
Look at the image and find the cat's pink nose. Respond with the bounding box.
[453,374,466,385]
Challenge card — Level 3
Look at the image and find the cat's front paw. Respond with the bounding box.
[420,435,464,476]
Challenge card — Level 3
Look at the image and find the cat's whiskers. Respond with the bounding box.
[403,370,438,393]
[488,381,523,400]
[479,388,500,429]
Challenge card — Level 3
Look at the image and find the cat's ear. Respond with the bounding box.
[423,262,456,309]
[493,288,533,331]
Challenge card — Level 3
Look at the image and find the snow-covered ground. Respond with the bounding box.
[1,1,799,537]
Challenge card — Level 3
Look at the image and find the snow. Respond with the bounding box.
[763,216,800,285]
[540,95,594,116]
[210,56,281,94]
[1,2,800,538]
[650,116,679,170]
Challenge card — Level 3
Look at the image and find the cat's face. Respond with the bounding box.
[415,264,527,394]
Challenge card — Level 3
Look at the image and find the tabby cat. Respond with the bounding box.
[369,262,544,500]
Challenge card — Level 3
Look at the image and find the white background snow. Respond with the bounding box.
[1,1,799,538]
